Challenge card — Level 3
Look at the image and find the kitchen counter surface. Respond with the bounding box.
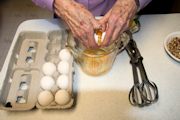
[0,14,180,120]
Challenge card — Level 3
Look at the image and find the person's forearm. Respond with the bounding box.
[32,0,54,11]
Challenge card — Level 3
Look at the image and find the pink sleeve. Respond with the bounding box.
[139,0,152,9]
[32,0,54,11]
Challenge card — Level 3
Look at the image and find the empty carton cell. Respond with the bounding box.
[47,43,61,53]
[45,54,59,64]
[48,31,63,44]
[48,48,59,54]
[14,31,47,67]
[50,36,61,44]
[16,96,26,104]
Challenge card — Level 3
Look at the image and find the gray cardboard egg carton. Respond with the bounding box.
[0,30,74,111]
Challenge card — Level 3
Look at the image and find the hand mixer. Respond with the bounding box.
[125,34,159,107]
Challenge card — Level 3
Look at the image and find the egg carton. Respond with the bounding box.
[0,30,75,111]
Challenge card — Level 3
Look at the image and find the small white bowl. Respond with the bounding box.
[164,31,180,62]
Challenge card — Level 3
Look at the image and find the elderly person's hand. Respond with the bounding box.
[99,0,137,46]
[54,0,99,48]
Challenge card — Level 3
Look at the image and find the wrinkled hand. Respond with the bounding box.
[54,0,99,48]
[99,0,137,46]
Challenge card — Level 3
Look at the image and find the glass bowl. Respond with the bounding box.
[67,31,130,76]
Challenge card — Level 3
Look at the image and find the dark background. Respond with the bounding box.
[139,0,180,14]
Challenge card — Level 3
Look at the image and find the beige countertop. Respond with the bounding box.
[0,14,180,120]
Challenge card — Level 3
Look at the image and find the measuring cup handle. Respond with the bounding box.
[129,17,141,33]
[117,32,131,53]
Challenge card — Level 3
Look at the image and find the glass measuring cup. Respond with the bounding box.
[67,31,130,76]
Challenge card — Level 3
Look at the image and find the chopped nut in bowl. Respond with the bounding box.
[164,32,180,62]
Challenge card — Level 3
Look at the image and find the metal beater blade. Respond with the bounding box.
[125,38,159,107]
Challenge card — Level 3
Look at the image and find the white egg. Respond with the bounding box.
[38,91,54,106]
[55,90,71,105]
[102,32,106,41]
[94,33,99,44]
[40,76,55,90]
[58,61,70,74]
[94,32,106,44]
[42,62,56,76]
[59,48,71,61]
[57,75,69,89]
